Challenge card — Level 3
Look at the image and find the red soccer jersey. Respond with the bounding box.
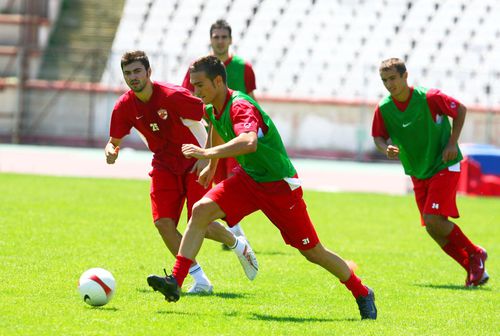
[110,82,206,174]
[372,87,461,139]
[210,89,268,136]
[182,56,257,94]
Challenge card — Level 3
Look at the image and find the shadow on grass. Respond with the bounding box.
[211,292,249,299]
[86,306,119,311]
[137,288,249,299]
[250,313,357,323]
[414,283,492,291]
[256,250,291,256]
[156,310,192,316]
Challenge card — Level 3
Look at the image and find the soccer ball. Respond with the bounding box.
[78,268,116,306]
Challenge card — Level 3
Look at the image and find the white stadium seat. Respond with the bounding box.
[103,0,500,106]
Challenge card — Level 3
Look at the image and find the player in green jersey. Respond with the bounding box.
[147,56,377,320]
[182,19,257,248]
[372,58,488,287]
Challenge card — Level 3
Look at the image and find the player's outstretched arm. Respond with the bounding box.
[105,137,122,164]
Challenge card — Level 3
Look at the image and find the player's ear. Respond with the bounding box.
[215,75,223,87]
[147,67,152,78]
[402,71,408,81]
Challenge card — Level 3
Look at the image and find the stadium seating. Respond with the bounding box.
[102,0,500,107]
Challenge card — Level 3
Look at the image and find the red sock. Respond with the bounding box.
[172,255,193,287]
[446,224,481,256]
[341,271,369,299]
[442,241,469,271]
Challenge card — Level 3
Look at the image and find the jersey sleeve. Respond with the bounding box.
[181,68,194,93]
[244,62,257,93]
[426,88,461,118]
[109,99,132,139]
[371,106,390,139]
[170,88,204,121]
[230,100,261,136]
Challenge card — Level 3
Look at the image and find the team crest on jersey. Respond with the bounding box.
[157,109,168,120]
[450,102,456,109]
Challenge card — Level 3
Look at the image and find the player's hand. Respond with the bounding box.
[442,143,458,162]
[197,164,215,189]
[386,145,399,160]
[105,143,120,164]
[182,144,207,159]
[191,159,209,175]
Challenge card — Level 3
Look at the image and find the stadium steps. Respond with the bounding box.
[38,0,124,82]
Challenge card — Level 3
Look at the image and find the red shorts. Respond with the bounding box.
[213,157,239,184]
[411,167,460,225]
[149,168,210,224]
[204,171,320,250]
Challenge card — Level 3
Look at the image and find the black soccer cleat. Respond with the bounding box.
[356,287,377,320]
[147,269,180,302]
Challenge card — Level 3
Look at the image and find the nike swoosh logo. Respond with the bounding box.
[136,115,144,119]
[402,122,411,127]
[479,259,484,270]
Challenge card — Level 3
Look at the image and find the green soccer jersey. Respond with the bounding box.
[225,55,249,93]
[205,91,296,182]
[378,86,462,179]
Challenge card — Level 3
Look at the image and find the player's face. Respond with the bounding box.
[190,71,222,104]
[122,61,150,92]
[380,68,408,97]
[210,28,232,57]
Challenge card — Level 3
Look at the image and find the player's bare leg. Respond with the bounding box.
[299,243,351,281]
[154,218,212,293]
[180,199,225,259]
[300,243,377,319]
[422,214,454,246]
[205,220,237,246]
[147,198,259,300]
[423,214,489,286]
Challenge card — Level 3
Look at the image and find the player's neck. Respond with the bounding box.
[212,87,229,112]
[391,86,411,102]
[134,81,153,103]
[215,52,231,63]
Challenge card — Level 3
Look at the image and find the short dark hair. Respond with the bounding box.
[210,19,232,37]
[189,55,227,84]
[380,58,406,75]
[121,50,150,70]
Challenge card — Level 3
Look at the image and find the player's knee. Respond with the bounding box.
[191,198,218,222]
[423,214,448,237]
[154,218,176,232]
[423,214,440,228]
[300,245,323,264]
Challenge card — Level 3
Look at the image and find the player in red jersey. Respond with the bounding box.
[182,19,257,245]
[372,58,488,287]
[147,56,377,320]
[105,51,259,294]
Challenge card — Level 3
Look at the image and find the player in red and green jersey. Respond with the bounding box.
[105,51,260,295]
[182,19,257,246]
[147,56,377,320]
[372,58,489,287]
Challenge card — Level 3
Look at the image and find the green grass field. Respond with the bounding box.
[0,173,498,335]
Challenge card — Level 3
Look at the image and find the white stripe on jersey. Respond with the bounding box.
[181,118,208,147]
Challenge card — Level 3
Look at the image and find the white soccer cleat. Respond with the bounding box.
[186,282,213,294]
[236,237,259,281]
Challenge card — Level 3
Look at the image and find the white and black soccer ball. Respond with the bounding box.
[78,268,116,306]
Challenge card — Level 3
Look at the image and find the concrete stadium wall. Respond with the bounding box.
[0,81,498,155]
